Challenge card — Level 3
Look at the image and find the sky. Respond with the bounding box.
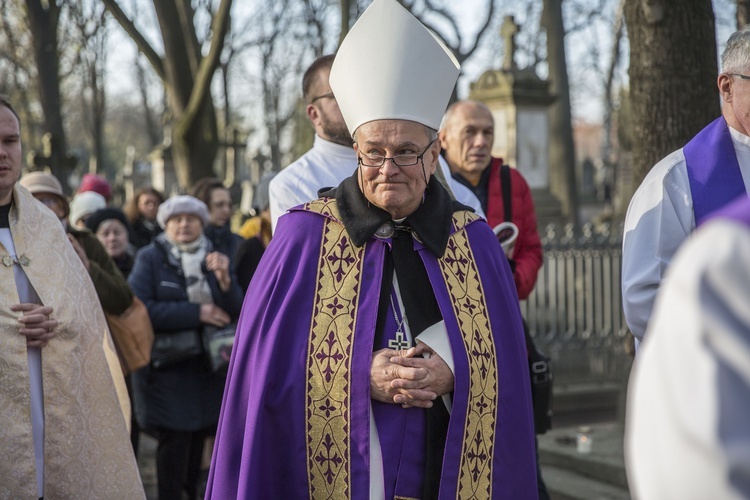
[104,0,739,157]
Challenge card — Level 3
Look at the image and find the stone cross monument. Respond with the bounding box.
[469,15,563,223]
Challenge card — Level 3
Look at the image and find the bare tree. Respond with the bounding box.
[541,0,578,222]
[399,0,496,102]
[135,55,163,150]
[739,0,749,28]
[68,2,108,174]
[0,0,39,148]
[624,0,719,184]
[25,0,71,183]
[102,0,232,188]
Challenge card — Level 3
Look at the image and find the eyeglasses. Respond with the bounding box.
[310,92,335,104]
[358,139,436,168]
[36,195,61,208]
[729,73,750,80]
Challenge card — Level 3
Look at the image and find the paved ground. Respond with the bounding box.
[137,420,630,499]
[137,434,158,500]
[539,421,631,499]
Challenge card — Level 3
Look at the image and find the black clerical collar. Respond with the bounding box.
[323,171,466,257]
[0,201,11,228]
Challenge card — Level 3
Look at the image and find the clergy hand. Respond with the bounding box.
[206,251,231,292]
[370,347,431,406]
[370,345,451,409]
[389,343,454,408]
[11,303,58,348]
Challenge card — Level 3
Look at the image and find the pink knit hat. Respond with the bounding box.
[78,173,112,202]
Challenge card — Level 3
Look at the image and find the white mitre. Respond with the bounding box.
[330,0,460,135]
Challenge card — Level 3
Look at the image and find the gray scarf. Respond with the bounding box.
[165,233,214,305]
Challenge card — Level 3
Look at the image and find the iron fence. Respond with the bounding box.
[521,222,632,385]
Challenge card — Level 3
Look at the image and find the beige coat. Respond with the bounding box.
[0,184,144,499]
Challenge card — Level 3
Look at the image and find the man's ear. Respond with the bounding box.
[437,129,448,150]
[426,139,440,174]
[306,104,319,125]
[718,74,733,103]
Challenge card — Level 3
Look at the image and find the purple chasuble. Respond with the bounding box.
[683,117,746,225]
[206,201,537,499]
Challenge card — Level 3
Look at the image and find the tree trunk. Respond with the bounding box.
[152,0,219,188]
[541,0,579,223]
[25,0,70,186]
[624,0,718,185]
[738,0,750,29]
[104,0,231,189]
[89,61,106,174]
[339,0,350,47]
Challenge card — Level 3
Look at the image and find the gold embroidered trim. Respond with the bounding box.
[438,214,498,499]
[305,199,364,499]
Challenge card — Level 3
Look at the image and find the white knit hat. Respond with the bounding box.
[329,0,460,135]
[69,191,106,226]
[156,195,210,229]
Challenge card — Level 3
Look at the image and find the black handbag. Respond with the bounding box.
[202,323,237,373]
[524,324,553,435]
[151,329,204,369]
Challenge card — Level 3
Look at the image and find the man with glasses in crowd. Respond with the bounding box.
[206,0,537,497]
[268,54,355,232]
[622,25,750,349]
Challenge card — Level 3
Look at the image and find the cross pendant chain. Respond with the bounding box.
[388,291,411,350]
[388,330,411,350]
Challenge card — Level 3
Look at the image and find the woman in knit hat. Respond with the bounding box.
[86,207,136,279]
[128,195,244,500]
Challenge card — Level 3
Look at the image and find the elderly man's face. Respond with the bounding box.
[0,105,22,205]
[355,119,438,219]
[439,102,494,185]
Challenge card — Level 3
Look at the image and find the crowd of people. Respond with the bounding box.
[1,0,749,498]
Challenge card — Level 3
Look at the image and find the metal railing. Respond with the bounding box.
[521,222,632,385]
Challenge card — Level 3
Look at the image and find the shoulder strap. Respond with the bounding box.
[501,164,512,222]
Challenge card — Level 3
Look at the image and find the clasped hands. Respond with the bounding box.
[11,303,58,348]
[370,342,453,408]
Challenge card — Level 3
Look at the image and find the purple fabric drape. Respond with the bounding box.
[684,117,746,225]
[205,206,537,499]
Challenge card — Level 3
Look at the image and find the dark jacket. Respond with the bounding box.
[130,217,162,249]
[204,224,244,270]
[128,233,244,432]
[67,225,133,315]
[235,235,266,293]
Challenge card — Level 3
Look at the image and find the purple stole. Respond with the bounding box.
[706,194,750,228]
[683,117,746,225]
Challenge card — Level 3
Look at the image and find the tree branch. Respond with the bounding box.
[175,0,233,138]
[101,0,165,80]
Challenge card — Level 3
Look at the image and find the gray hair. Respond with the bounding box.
[722,24,750,75]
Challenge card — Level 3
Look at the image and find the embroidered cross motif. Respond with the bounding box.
[388,330,411,350]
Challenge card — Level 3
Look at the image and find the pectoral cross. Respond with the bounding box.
[388,331,411,350]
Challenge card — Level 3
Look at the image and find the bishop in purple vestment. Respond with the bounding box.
[206,1,537,498]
